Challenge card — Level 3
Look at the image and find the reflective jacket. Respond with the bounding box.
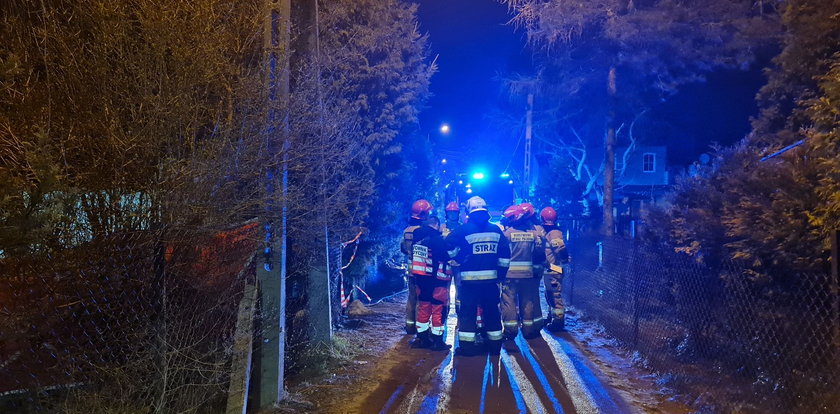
[401,217,425,254]
[503,222,546,278]
[446,211,511,282]
[411,227,452,281]
[401,218,426,277]
[542,224,569,273]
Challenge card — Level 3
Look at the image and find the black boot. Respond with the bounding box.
[545,315,565,332]
[410,330,432,348]
[503,329,519,341]
[486,339,502,356]
[454,341,480,357]
[405,323,417,335]
[522,329,541,340]
[429,334,452,351]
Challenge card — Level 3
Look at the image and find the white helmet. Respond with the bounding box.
[465,196,488,214]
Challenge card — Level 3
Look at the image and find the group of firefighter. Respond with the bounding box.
[401,195,570,357]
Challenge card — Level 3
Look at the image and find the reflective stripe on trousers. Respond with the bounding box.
[460,269,497,280]
[486,330,503,341]
[459,331,476,342]
[501,278,542,336]
[457,282,502,343]
[416,321,430,332]
[522,317,544,326]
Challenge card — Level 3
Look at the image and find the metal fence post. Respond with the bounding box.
[631,241,641,348]
[597,241,604,269]
[568,262,575,307]
[831,230,839,360]
[831,230,838,287]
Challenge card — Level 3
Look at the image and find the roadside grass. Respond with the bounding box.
[292,334,361,381]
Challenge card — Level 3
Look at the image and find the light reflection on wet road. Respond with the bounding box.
[360,285,630,414]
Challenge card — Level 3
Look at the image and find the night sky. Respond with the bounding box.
[416,0,533,173]
[415,0,764,173]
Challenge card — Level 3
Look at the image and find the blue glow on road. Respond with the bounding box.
[418,392,439,413]
[514,334,565,413]
[439,352,453,376]
[416,351,455,413]
[500,350,528,414]
[378,384,404,414]
[546,333,624,413]
[417,382,444,412]
[480,355,491,414]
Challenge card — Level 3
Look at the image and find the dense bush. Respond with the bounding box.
[643,0,840,277]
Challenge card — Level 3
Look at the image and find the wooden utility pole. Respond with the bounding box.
[524,93,534,198]
[257,0,290,408]
[603,66,617,236]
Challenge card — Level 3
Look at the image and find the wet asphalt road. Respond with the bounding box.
[355,299,633,414]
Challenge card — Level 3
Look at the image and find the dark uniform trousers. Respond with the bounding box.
[543,271,564,322]
[458,282,503,345]
[405,274,418,332]
[501,278,544,338]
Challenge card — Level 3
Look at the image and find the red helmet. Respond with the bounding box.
[540,207,558,225]
[503,205,527,223]
[445,202,459,212]
[520,202,536,219]
[411,199,433,220]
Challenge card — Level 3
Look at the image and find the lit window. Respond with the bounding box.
[643,153,655,172]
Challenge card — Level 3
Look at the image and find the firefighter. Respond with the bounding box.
[454,213,487,333]
[499,205,516,229]
[441,202,461,237]
[440,201,461,322]
[540,207,570,331]
[410,216,453,351]
[520,202,539,226]
[447,196,510,356]
[500,204,547,340]
[447,206,481,330]
[401,199,433,334]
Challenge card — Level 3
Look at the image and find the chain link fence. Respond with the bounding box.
[565,232,840,413]
[0,223,258,413]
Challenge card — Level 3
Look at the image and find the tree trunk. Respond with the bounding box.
[524,93,534,197]
[602,66,617,236]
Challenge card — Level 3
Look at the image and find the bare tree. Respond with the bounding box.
[503,0,780,234]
